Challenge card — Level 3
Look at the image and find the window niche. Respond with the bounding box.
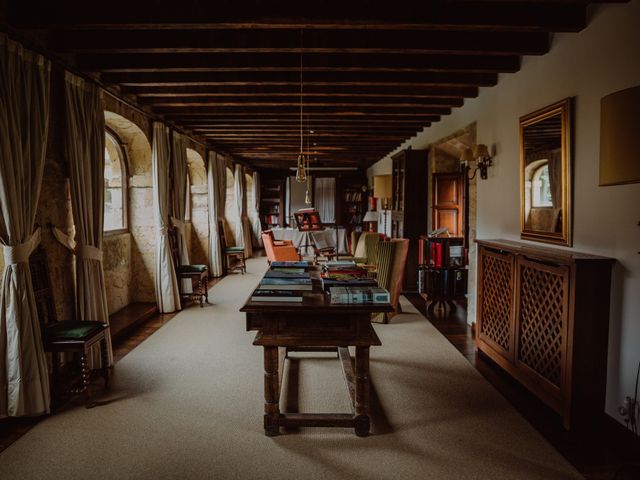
[104,129,128,233]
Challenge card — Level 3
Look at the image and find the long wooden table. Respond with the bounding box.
[240,272,393,437]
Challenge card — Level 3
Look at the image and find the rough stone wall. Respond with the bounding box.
[129,182,156,303]
[105,108,156,304]
[190,185,210,265]
[186,148,209,265]
[103,232,132,314]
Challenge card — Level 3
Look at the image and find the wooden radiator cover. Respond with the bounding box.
[476,239,614,432]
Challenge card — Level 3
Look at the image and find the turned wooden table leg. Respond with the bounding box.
[263,346,280,436]
[354,346,371,437]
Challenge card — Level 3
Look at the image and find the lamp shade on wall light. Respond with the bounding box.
[599,85,640,186]
[373,175,392,200]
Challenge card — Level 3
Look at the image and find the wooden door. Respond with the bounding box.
[432,173,464,237]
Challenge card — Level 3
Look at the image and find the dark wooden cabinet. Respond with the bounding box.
[476,239,615,433]
[391,148,428,291]
[337,175,367,238]
[260,178,285,229]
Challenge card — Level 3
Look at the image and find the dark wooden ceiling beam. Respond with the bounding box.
[152,106,452,116]
[122,84,479,98]
[192,128,424,134]
[76,52,519,74]
[141,97,463,108]
[11,1,588,32]
[101,70,497,87]
[52,29,549,56]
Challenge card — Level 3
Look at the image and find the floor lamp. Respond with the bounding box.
[373,175,392,236]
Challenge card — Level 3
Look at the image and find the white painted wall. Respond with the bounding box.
[367,0,640,425]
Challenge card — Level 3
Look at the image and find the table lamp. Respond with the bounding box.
[373,175,392,235]
[362,210,378,232]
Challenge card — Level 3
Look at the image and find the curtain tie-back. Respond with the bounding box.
[52,226,77,252]
[2,228,42,264]
[170,216,186,234]
[76,244,103,262]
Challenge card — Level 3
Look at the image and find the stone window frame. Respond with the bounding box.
[104,126,130,235]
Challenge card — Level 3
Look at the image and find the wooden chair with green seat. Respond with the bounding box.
[167,225,210,307]
[218,220,246,274]
[28,245,110,408]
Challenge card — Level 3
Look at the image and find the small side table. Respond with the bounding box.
[225,246,246,274]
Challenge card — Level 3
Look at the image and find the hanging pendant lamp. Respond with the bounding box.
[295,31,307,183]
[304,119,312,205]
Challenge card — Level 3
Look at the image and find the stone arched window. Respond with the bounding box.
[104,129,128,232]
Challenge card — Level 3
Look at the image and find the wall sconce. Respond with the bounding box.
[460,144,493,180]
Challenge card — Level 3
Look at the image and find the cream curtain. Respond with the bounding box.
[64,71,113,367]
[170,132,191,293]
[234,164,253,258]
[314,177,336,223]
[250,171,263,247]
[207,151,226,277]
[0,34,51,417]
[152,123,181,313]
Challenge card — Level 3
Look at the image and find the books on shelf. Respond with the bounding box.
[251,288,303,302]
[329,287,390,304]
[264,214,280,225]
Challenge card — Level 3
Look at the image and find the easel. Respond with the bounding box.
[294,209,337,262]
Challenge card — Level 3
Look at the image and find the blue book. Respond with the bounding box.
[260,277,312,285]
[264,270,311,279]
[270,261,310,269]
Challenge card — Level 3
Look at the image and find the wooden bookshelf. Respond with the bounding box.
[260,178,285,229]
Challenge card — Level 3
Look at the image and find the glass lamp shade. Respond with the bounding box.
[295,153,307,182]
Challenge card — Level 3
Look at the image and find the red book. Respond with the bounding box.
[430,242,443,268]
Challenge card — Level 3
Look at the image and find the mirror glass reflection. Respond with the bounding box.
[520,99,572,246]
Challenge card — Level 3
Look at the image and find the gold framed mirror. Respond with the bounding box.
[520,98,573,246]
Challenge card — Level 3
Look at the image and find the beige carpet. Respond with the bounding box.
[0,257,582,479]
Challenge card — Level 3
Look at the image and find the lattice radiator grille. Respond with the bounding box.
[480,252,513,352]
[517,264,566,387]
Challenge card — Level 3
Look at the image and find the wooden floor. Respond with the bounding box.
[405,293,640,480]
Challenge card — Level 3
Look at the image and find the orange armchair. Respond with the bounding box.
[263,229,294,248]
[262,232,301,262]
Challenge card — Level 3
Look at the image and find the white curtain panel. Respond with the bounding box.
[0,34,51,417]
[207,151,226,277]
[250,171,263,247]
[314,177,336,223]
[64,71,113,367]
[152,123,181,313]
[233,164,253,258]
[170,132,192,293]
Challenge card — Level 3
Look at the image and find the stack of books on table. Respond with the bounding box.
[251,261,312,302]
[329,287,390,304]
[321,260,377,291]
